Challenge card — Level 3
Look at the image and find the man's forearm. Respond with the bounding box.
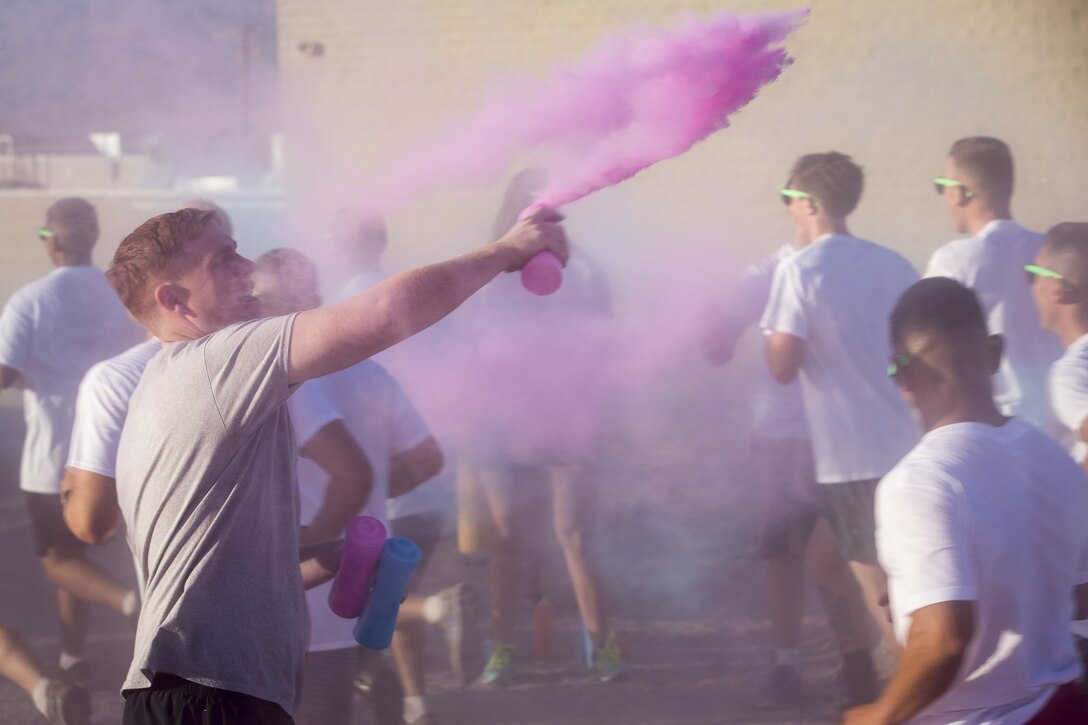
[289,245,515,384]
[863,607,971,724]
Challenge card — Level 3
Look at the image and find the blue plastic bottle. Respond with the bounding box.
[353,537,422,649]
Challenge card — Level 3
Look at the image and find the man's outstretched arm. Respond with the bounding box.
[288,209,567,384]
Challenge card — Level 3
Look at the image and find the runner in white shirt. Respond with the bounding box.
[703,245,877,708]
[64,338,161,544]
[0,198,144,682]
[762,152,919,653]
[1026,222,1088,680]
[255,247,471,725]
[843,276,1088,725]
[1028,222,1088,469]
[924,137,1061,425]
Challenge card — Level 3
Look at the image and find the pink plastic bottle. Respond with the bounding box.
[520,252,563,296]
[328,515,387,619]
[518,203,563,296]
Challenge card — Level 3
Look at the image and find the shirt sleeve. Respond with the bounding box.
[287,379,343,446]
[389,381,432,454]
[67,362,126,477]
[876,469,976,617]
[0,292,33,374]
[200,315,298,435]
[923,244,964,281]
[1050,361,1088,435]
[760,257,808,340]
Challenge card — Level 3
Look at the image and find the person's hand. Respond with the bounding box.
[840,703,891,725]
[495,205,569,272]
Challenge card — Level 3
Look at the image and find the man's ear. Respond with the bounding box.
[154,283,190,316]
[987,334,1004,376]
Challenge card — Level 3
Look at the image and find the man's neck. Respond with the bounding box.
[963,205,1012,236]
[1052,311,1088,350]
[924,390,1007,432]
[54,253,93,267]
[810,217,850,242]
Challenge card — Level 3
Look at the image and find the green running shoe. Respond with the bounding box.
[593,633,630,683]
[480,645,515,687]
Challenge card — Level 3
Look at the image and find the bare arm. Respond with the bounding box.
[287,209,567,384]
[299,538,343,590]
[841,601,974,725]
[1076,583,1088,621]
[61,468,120,545]
[298,420,374,544]
[388,436,444,499]
[765,331,805,384]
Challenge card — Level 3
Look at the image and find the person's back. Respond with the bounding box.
[925,137,1060,424]
[2,255,141,494]
[768,234,919,482]
[879,416,1086,723]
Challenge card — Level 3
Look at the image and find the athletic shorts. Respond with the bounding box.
[392,511,446,594]
[752,437,823,560]
[24,491,86,559]
[822,479,880,565]
[123,673,294,725]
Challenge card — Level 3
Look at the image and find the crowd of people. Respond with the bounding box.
[0,134,1086,725]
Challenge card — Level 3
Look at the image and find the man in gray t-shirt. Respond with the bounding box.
[107,207,567,723]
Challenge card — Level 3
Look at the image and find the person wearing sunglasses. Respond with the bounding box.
[0,198,144,687]
[762,152,919,676]
[843,276,1088,725]
[924,137,1060,427]
[703,245,879,710]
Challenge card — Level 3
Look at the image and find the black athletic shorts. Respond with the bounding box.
[123,673,294,725]
[822,479,880,565]
[24,491,86,558]
[751,437,822,560]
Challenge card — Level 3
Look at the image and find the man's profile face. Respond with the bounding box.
[1029,250,1061,332]
[173,221,260,334]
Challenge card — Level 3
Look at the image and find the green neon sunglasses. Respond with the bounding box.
[887,353,911,378]
[933,177,974,198]
[1025,263,1073,291]
[36,228,55,241]
[780,188,815,206]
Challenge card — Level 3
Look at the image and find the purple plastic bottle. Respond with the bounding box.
[328,515,387,619]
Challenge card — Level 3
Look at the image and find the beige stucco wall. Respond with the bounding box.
[275,0,1087,272]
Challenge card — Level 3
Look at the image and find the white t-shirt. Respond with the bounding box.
[925,220,1062,425]
[0,266,143,493]
[761,235,919,483]
[68,339,160,478]
[1047,333,1088,464]
[336,276,447,518]
[877,419,1088,725]
[722,246,807,441]
[296,360,433,652]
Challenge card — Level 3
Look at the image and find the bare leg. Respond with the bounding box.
[392,596,427,698]
[550,464,608,646]
[56,589,88,659]
[40,551,128,612]
[478,466,526,647]
[766,551,805,649]
[0,625,47,695]
[804,518,875,655]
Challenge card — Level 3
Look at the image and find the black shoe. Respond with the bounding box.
[755,665,801,709]
[839,648,879,708]
[44,680,91,725]
[356,662,404,725]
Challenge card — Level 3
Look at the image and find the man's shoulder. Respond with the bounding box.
[87,341,158,389]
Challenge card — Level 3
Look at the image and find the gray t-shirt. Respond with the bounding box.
[115,315,305,715]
